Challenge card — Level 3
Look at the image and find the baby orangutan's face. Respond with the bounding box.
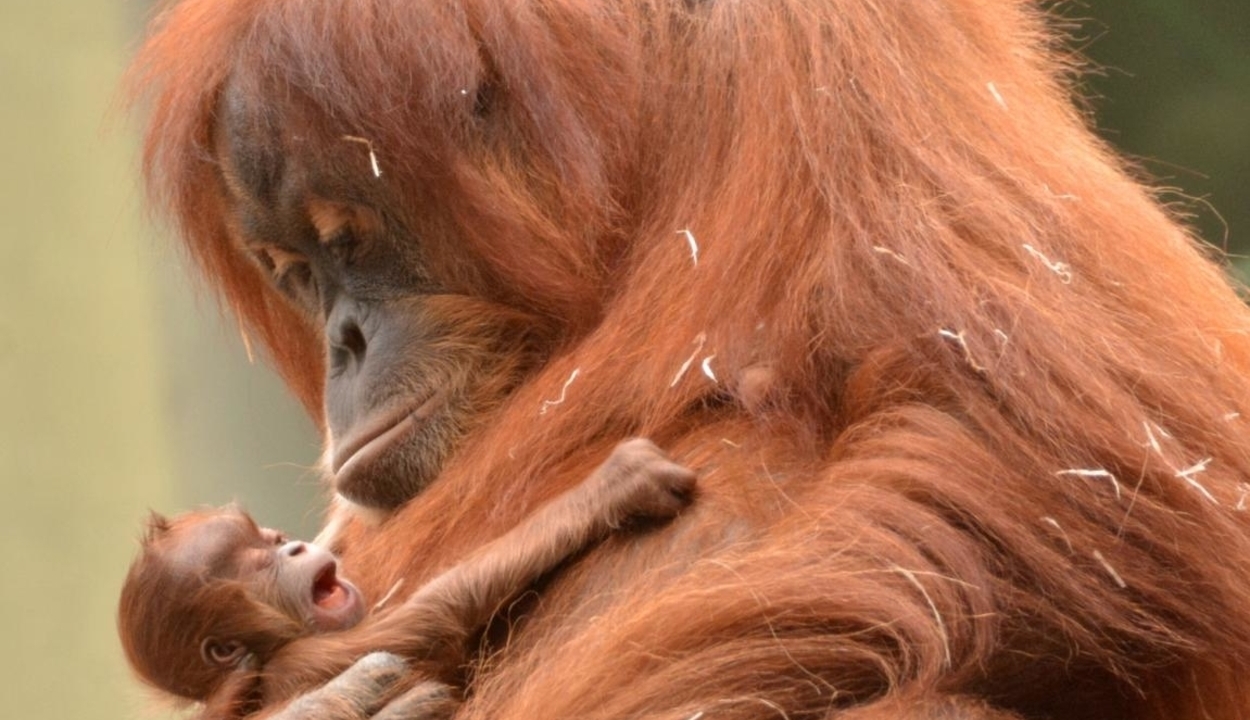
[165,509,366,667]
[254,526,366,633]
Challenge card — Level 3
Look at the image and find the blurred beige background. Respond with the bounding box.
[1,3,321,717]
[1,1,1245,719]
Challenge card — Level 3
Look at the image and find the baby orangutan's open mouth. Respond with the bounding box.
[313,562,348,609]
[308,560,365,631]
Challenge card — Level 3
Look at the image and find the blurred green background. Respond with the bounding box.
[0,1,1245,718]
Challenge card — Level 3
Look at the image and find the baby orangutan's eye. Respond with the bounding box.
[201,638,248,667]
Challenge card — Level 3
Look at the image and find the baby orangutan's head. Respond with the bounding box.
[118,507,364,700]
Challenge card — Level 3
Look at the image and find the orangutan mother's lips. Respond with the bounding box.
[332,393,443,478]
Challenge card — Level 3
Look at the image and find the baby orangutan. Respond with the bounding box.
[118,439,695,718]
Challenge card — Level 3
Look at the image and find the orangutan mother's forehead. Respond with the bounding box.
[213,79,397,225]
[215,80,290,208]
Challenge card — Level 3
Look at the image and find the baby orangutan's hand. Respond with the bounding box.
[592,438,697,527]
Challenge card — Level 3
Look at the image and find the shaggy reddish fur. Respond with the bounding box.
[131,1,1250,718]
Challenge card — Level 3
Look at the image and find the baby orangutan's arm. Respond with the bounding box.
[259,439,695,706]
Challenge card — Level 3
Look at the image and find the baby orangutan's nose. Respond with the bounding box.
[281,541,306,557]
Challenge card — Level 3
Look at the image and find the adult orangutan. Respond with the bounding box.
[129,1,1250,718]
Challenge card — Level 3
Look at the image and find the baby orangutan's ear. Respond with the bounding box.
[201,637,249,667]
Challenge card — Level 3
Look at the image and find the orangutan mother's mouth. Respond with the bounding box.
[331,392,444,479]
